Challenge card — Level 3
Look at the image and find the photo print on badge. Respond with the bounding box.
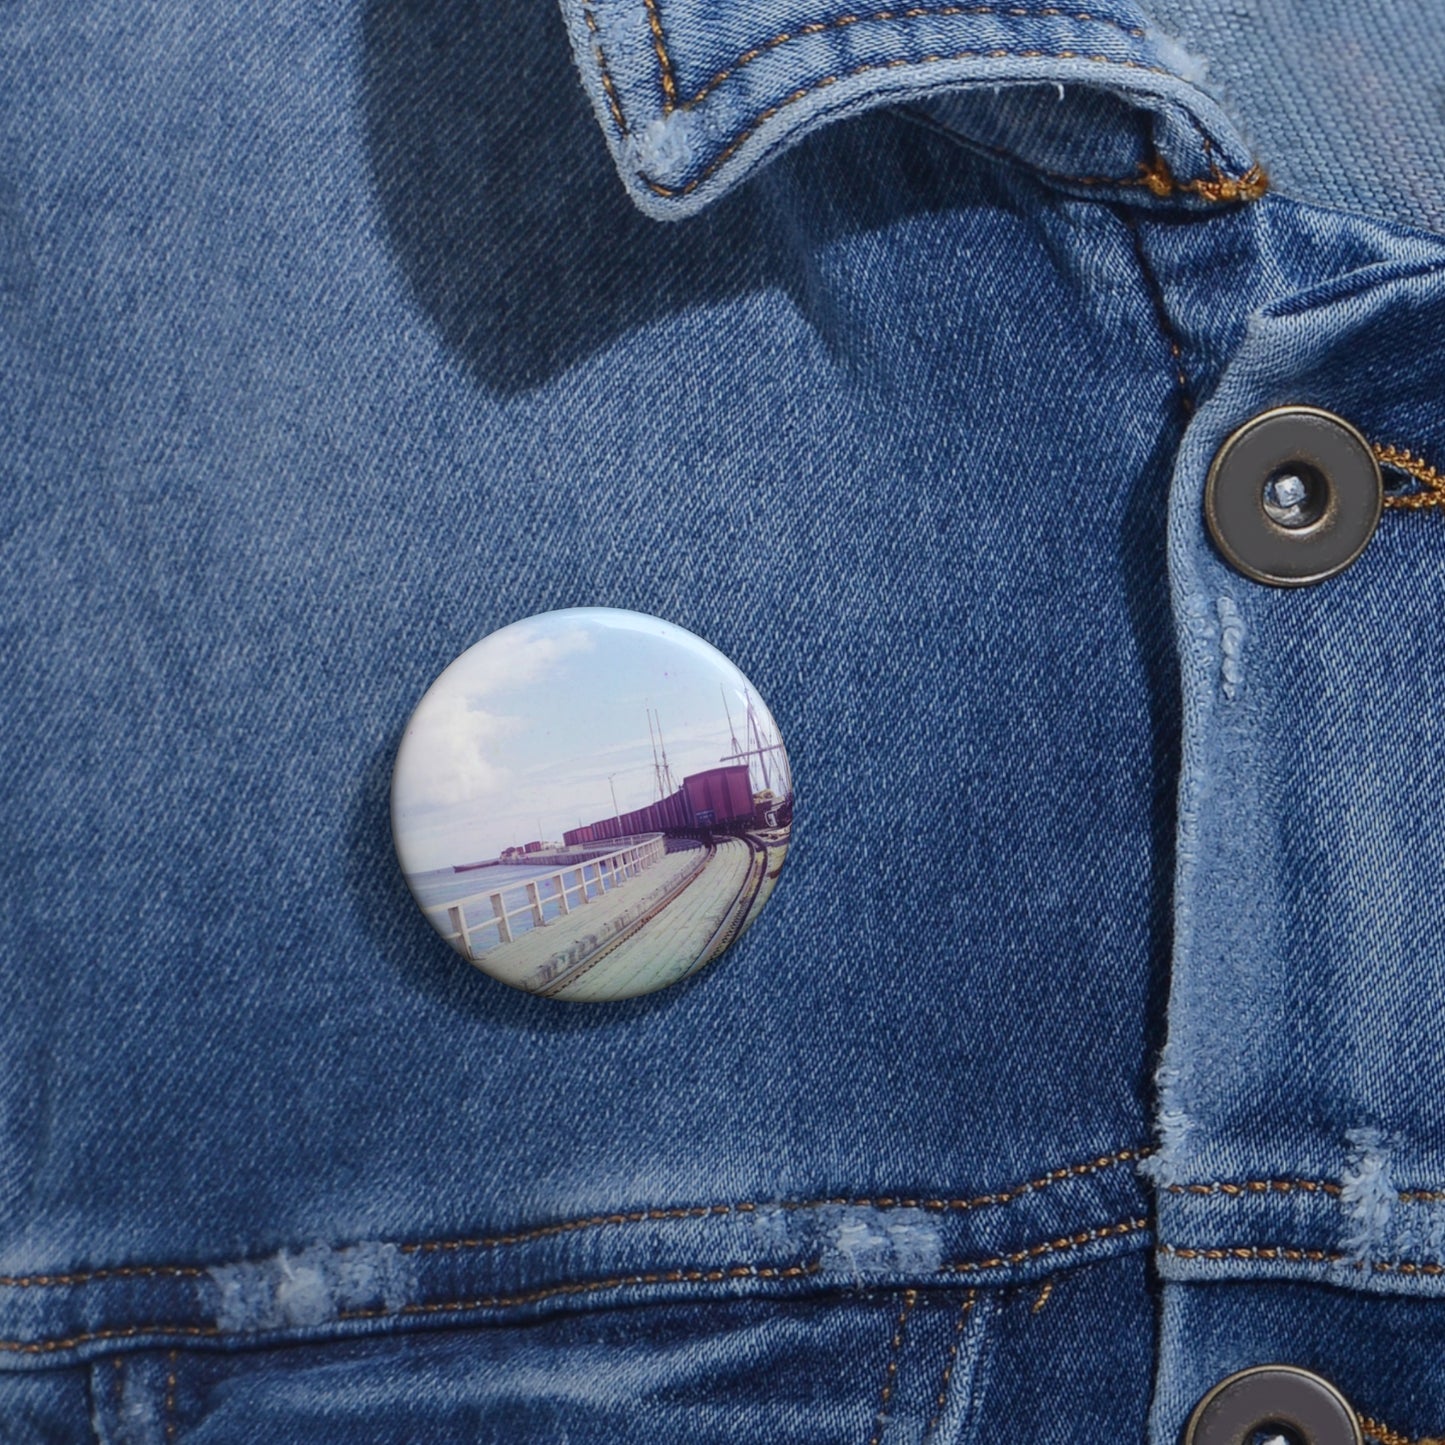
[391,608,793,1001]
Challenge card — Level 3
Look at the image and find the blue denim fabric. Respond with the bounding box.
[3,0,1445,1441]
[1144,0,1445,235]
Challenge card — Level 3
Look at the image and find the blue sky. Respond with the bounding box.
[391,609,789,872]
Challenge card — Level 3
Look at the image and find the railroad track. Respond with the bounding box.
[536,842,714,998]
[682,834,770,982]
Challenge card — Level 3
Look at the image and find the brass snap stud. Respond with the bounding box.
[1183,1365,1363,1445]
[1204,405,1382,586]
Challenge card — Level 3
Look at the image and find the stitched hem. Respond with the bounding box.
[563,0,1265,217]
[0,1146,1151,1291]
[1160,1242,1445,1275]
[0,1148,1153,1366]
[0,1221,1149,1360]
[630,49,1250,202]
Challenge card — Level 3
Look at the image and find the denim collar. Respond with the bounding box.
[559,0,1264,219]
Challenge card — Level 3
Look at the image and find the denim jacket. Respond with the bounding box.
[4,0,1445,1441]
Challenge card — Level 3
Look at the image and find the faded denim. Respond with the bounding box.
[3,0,1445,1441]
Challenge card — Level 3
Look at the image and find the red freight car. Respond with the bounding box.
[682,765,754,827]
[561,763,757,846]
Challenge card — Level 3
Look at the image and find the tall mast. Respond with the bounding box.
[745,689,772,792]
[647,707,664,802]
[655,711,678,796]
[722,686,744,760]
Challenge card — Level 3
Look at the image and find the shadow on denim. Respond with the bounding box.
[359,0,983,394]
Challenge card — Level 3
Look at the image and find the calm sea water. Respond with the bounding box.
[407,863,569,911]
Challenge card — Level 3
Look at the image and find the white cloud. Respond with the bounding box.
[393,696,520,811]
[455,622,593,702]
[393,623,594,812]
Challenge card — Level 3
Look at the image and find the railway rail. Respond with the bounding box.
[536,841,714,998]
[540,835,772,1000]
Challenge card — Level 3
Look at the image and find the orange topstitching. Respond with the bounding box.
[1375,443,1445,509]
[1360,1413,1445,1445]
[1166,1176,1445,1203]
[1157,1241,1445,1277]
[925,1289,978,1436]
[0,1147,1149,1292]
[651,5,1151,115]
[0,1212,1148,1356]
[867,1287,919,1445]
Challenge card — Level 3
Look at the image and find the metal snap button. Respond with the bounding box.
[391,608,793,1002]
[1204,405,1382,586]
[1183,1365,1363,1445]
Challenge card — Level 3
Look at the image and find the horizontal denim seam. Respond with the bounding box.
[920,118,1266,208]
[639,52,1210,200]
[938,1216,1148,1272]
[0,1217,1150,1356]
[0,1146,1151,1291]
[1167,1176,1445,1202]
[1157,1242,1445,1276]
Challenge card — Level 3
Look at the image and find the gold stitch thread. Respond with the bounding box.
[395,1146,1151,1260]
[583,7,628,133]
[1137,152,1268,203]
[868,1288,919,1445]
[1030,1277,1056,1313]
[642,0,677,107]
[1158,1242,1445,1277]
[0,1324,224,1357]
[1164,1178,1343,1198]
[1160,1243,1345,1264]
[640,54,1264,199]
[0,1146,1152,1298]
[163,1349,178,1442]
[941,1217,1149,1274]
[582,0,1267,204]
[924,1291,977,1437]
[681,5,1150,109]
[1164,1175,1445,1202]
[0,1264,823,1355]
[1375,443,1445,510]
[0,1210,1149,1356]
[0,1262,207,1289]
[1359,1413,1445,1445]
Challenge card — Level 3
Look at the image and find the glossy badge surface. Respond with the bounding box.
[391,609,793,1001]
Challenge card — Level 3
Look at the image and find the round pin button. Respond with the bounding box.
[1183,1365,1363,1445]
[391,609,793,1001]
[1204,405,1382,586]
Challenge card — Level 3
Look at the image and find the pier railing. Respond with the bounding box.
[432,835,667,958]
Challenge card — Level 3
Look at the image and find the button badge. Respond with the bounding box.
[391,609,793,1001]
[1204,405,1382,586]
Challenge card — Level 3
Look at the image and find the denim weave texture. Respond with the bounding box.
[3,0,1445,1440]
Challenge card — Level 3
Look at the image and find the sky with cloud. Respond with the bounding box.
[391,610,788,872]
